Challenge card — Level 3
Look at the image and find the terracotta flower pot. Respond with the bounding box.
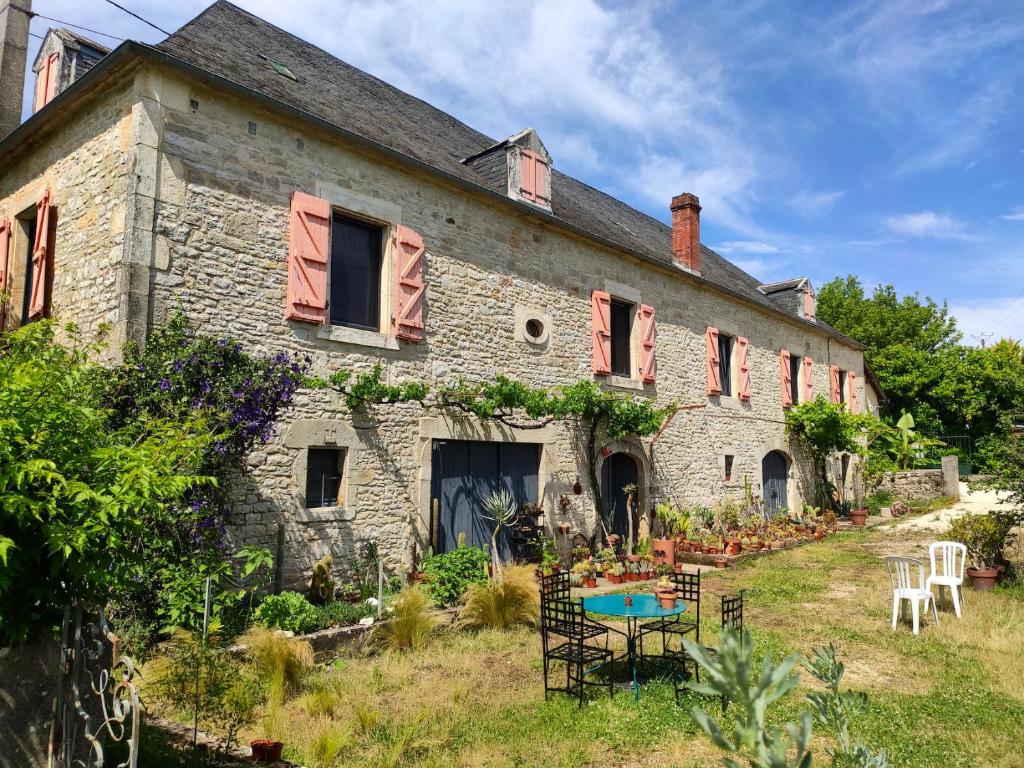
[725,540,742,556]
[850,510,868,527]
[653,538,675,566]
[714,555,729,569]
[583,577,597,588]
[607,573,623,584]
[967,566,999,591]
[600,446,613,457]
[627,572,640,582]
[250,739,284,763]
[655,589,678,609]
[814,530,824,540]
[674,563,683,573]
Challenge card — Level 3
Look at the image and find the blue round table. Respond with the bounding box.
[582,593,687,700]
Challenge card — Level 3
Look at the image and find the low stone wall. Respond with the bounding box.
[874,469,945,502]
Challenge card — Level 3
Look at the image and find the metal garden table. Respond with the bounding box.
[582,593,687,701]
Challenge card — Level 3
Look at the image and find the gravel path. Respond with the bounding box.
[892,482,1012,533]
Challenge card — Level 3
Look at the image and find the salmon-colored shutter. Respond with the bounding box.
[393,224,425,341]
[848,372,858,413]
[804,288,815,320]
[737,336,750,400]
[520,150,537,202]
[803,356,814,401]
[706,327,721,395]
[638,304,656,383]
[829,365,841,403]
[286,191,330,324]
[534,154,550,206]
[591,290,612,375]
[28,189,55,321]
[0,219,9,332]
[34,53,59,111]
[780,349,793,408]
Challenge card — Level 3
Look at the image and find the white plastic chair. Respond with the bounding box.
[884,556,937,635]
[925,541,966,618]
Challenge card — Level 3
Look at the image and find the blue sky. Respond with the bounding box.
[21,1,1024,342]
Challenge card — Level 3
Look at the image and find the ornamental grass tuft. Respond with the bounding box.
[458,565,540,630]
[373,586,439,652]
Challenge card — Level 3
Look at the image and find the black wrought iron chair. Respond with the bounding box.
[637,569,701,664]
[539,571,615,705]
[675,590,746,707]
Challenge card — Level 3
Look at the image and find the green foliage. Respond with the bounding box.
[974,430,1024,511]
[314,599,376,628]
[310,554,336,605]
[238,626,314,712]
[255,591,320,634]
[946,511,1020,569]
[328,363,429,411]
[420,543,490,606]
[457,565,539,630]
[682,628,813,768]
[373,586,438,652]
[481,488,518,577]
[149,629,262,748]
[785,397,872,506]
[0,321,212,644]
[862,490,894,516]
[804,644,888,767]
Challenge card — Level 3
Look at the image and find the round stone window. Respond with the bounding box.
[525,318,545,342]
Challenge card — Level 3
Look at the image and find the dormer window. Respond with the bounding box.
[803,286,816,320]
[33,52,60,112]
[519,149,550,207]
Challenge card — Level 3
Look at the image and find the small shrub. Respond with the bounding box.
[237,627,314,710]
[458,566,539,630]
[373,586,439,652]
[947,511,1018,569]
[864,489,894,515]
[315,599,375,628]
[420,545,490,606]
[255,591,319,634]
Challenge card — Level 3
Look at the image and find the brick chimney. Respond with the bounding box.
[670,193,701,274]
[0,0,31,139]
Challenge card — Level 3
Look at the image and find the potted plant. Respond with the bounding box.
[251,739,284,762]
[714,554,729,569]
[638,555,653,580]
[625,558,640,581]
[724,536,742,556]
[606,562,625,584]
[821,510,838,532]
[705,535,722,556]
[849,508,868,526]
[653,575,679,609]
[653,502,680,567]
[948,511,1015,591]
[573,559,597,588]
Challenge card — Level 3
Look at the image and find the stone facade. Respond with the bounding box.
[872,468,954,504]
[0,61,868,587]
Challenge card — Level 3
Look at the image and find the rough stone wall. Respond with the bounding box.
[873,469,946,503]
[0,80,135,354]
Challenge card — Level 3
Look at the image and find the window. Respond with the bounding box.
[329,212,383,330]
[838,370,847,403]
[19,215,37,325]
[789,353,801,405]
[306,448,345,508]
[724,455,735,483]
[609,299,633,377]
[718,334,734,397]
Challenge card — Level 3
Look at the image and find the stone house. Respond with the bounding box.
[0,1,870,585]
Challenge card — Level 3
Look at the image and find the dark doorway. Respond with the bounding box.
[430,440,540,560]
[762,451,789,513]
[601,452,639,540]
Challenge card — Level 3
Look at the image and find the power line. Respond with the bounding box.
[30,13,124,41]
[101,0,170,36]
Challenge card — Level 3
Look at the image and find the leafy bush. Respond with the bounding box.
[863,489,894,515]
[373,586,438,652]
[315,599,376,628]
[421,544,490,606]
[458,565,539,630]
[947,511,1018,569]
[255,591,319,634]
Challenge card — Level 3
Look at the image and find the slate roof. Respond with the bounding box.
[24,0,857,346]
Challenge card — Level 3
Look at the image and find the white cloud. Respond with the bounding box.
[950,296,1024,345]
[1001,206,1024,221]
[883,211,972,240]
[714,241,779,255]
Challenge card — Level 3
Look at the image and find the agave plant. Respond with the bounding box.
[481,488,518,577]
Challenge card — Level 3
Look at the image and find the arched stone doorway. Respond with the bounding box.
[762,450,790,513]
[601,452,640,541]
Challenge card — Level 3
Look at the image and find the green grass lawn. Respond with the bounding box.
[149,520,1024,768]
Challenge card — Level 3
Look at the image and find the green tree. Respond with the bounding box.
[0,321,211,643]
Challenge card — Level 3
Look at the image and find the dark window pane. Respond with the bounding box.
[790,355,801,404]
[724,455,734,482]
[20,217,36,324]
[838,370,847,403]
[306,448,343,507]
[610,299,632,377]
[329,213,383,330]
[719,335,733,396]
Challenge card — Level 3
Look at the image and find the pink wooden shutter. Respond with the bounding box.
[848,372,858,412]
[591,290,612,375]
[534,154,550,206]
[393,224,425,341]
[780,350,793,408]
[28,189,54,321]
[829,365,841,403]
[519,150,538,202]
[638,304,656,383]
[737,336,750,400]
[706,327,721,395]
[286,191,330,324]
[804,288,815,320]
[803,356,814,401]
[0,218,9,332]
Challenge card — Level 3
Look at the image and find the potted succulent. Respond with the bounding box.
[948,511,1015,591]
[653,575,679,609]
[638,555,653,580]
[250,739,284,762]
[821,510,838,532]
[705,535,722,556]
[573,559,598,588]
[606,562,625,584]
[653,502,680,567]
[724,536,742,556]
[626,558,640,582]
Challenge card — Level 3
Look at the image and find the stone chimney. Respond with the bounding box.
[670,193,701,274]
[0,0,32,139]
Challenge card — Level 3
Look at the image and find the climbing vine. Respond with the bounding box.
[316,363,676,526]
